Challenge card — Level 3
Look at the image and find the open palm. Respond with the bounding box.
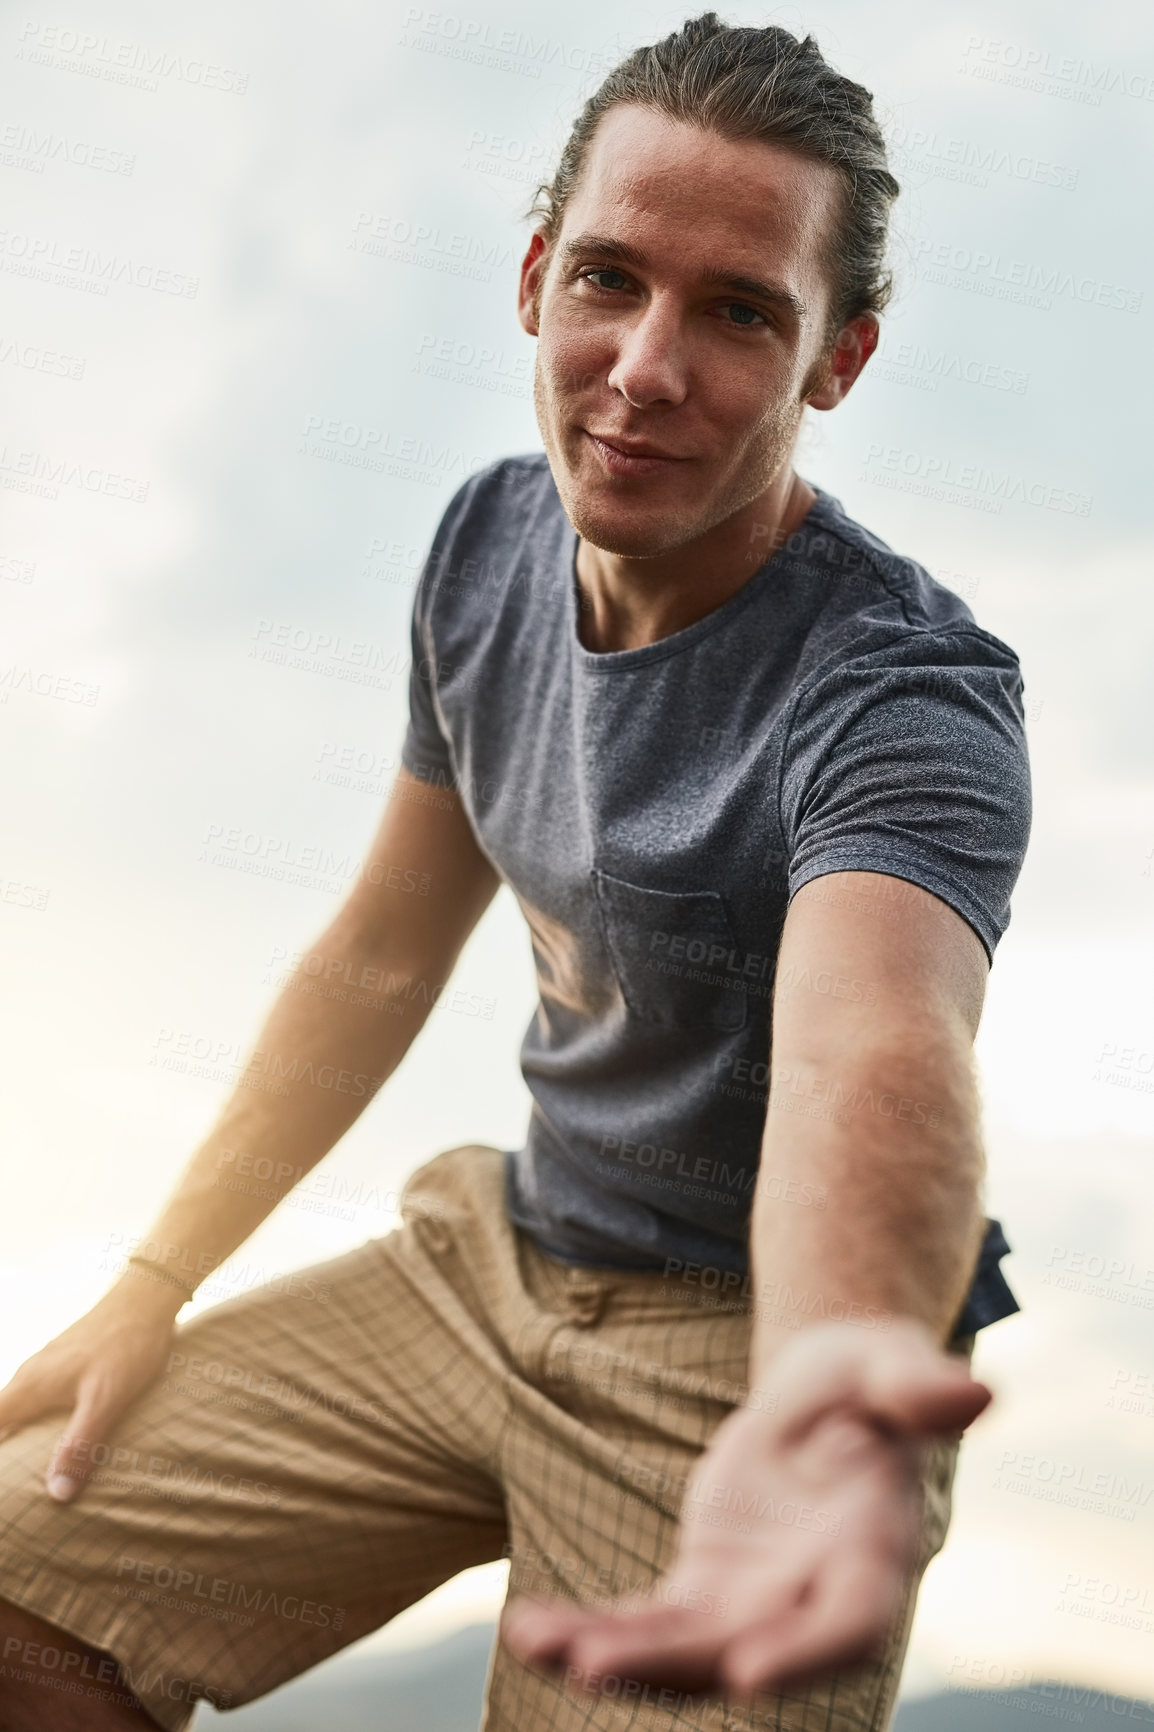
[502,1320,990,1700]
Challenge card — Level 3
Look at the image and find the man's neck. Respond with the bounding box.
[574,469,816,654]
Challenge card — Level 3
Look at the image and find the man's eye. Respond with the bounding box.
[577,273,768,328]
[581,268,629,292]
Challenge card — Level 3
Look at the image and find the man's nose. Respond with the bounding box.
[605,302,689,408]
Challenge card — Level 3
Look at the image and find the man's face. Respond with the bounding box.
[517,104,871,559]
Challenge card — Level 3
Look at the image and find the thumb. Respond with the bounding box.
[773,1321,991,1444]
[45,1385,119,1504]
[871,1364,992,1436]
[861,1336,992,1437]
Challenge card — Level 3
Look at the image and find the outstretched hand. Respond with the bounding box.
[502,1319,990,1702]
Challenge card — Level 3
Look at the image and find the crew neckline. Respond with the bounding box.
[566,482,842,671]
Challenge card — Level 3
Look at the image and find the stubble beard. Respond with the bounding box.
[534,357,808,560]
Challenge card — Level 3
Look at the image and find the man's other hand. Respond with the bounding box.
[501,1318,990,1701]
[0,1275,183,1504]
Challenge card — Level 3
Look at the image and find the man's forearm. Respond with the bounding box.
[748,1029,986,1381]
[121,916,438,1294]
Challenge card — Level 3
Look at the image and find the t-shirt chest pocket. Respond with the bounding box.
[591,869,748,1034]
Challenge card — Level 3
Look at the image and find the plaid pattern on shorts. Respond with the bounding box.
[0,1144,969,1731]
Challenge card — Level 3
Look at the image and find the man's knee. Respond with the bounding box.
[0,1596,163,1728]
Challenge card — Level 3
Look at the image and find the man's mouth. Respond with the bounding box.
[582,431,688,477]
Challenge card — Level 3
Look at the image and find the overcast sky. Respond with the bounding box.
[2,0,1153,1708]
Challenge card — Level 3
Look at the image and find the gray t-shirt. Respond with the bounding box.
[401,453,1033,1340]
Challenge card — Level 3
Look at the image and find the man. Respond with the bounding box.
[0,15,1031,1732]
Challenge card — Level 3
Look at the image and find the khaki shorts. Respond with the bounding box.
[0,1145,969,1732]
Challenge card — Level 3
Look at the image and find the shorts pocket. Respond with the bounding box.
[591,869,747,1033]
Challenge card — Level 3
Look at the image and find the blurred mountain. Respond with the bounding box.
[195,1625,1150,1732]
[194,1621,495,1730]
[895,1682,1154,1732]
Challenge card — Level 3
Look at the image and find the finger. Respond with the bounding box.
[723,1554,902,1695]
[501,1597,593,1672]
[45,1386,118,1503]
[566,1606,725,1693]
[561,1566,805,1692]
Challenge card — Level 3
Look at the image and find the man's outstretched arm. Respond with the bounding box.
[503,867,994,1696]
[748,863,989,1362]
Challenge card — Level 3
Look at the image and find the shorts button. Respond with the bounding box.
[567,1286,604,1326]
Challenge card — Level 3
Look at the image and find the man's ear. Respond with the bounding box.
[805,313,880,411]
[517,231,552,337]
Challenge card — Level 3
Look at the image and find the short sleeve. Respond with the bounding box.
[399,478,479,790]
[780,629,1033,964]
